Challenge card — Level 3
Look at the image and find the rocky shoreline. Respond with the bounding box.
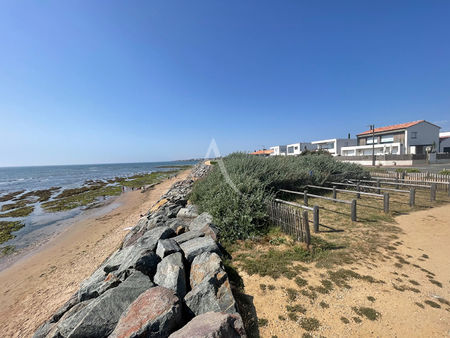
[34,162,246,338]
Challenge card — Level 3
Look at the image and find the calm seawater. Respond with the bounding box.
[0,161,197,263]
[0,161,197,194]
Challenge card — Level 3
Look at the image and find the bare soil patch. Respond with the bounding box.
[230,190,450,337]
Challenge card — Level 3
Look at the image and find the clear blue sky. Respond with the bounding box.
[1,1,449,166]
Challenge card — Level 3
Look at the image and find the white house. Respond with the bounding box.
[286,142,316,156]
[440,132,450,153]
[311,138,357,156]
[269,145,287,156]
[341,120,440,156]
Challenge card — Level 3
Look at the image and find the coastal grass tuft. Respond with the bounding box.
[424,300,441,308]
[232,237,340,279]
[286,304,307,314]
[0,221,25,244]
[352,306,381,321]
[299,317,320,331]
[257,318,268,327]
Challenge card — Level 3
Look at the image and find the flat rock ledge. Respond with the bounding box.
[34,163,246,338]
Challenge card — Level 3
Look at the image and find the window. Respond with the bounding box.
[366,137,378,144]
[381,135,394,143]
[287,146,294,154]
[411,132,417,139]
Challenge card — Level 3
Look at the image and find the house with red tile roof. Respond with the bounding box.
[250,149,274,156]
[341,120,440,156]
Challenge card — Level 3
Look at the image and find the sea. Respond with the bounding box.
[0,161,198,269]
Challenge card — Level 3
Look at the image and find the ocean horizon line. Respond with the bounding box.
[0,158,204,170]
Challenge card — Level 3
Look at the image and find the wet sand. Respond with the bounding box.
[0,169,191,338]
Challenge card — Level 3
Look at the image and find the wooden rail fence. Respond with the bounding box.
[306,184,390,214]
[279,188,357,221]
[371,171,449,191]
[267,199,311,244]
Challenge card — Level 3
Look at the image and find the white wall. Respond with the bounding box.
[286,143,316,155]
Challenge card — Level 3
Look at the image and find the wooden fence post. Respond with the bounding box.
[303,210,311,246]
[395,177,399,189]
[332,186,337,201]
[409,188,415,207]
[383,192,389,213]
[304,190,308,206]
[376,179,381,194]
[351,199,357,221]
[356,182,361,199]
[430,183,436,202]
[313,205,319,233]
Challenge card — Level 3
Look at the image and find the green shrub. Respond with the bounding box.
[190,152,367,241]
[439,169,450,175]
[395,168,420,173]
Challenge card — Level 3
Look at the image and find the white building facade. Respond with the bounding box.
[311,138,357,156]
[286,142,316,156]
[341,120,440,156]
[269,145,287,156]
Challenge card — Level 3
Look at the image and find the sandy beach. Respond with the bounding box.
[0,169,191,338]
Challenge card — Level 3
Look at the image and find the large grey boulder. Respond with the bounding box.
[180,236,220,263]
[189,212,220,241]
[184,272,237,317]
[169,312,246,338]
[189,212,213,231]
[78,272,121,302]
[105,226,174,279]
[176,205,199,220]
[33,320,56,338]
[166,218,187,232]
[154,252,187,298]
[190,252,223,288]
[110,286,182,338]
[172,230,204,244]
[57,271,153,337]
[122,218,147,247]
[164,203,183,218]
[136,226,175,252]
[156,238,181,259]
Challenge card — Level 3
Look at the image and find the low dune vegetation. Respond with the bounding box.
[190,152,368,241]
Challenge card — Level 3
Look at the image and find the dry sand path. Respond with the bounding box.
[0,170,190,338]
[248,204,450,337]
